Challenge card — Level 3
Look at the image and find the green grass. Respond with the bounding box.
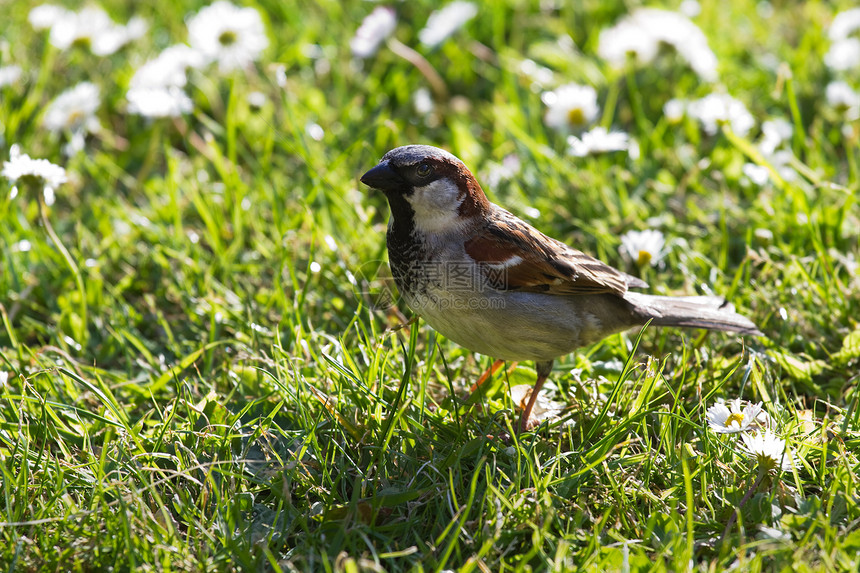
[2,0,860,571]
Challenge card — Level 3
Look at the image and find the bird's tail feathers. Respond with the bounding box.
[624,292,763,336]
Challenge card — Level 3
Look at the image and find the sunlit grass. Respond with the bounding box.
[1,0,859,571]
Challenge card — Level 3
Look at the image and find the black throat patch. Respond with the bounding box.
[384,192,427,295]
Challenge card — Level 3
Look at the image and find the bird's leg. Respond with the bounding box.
[470,359,507,392]
[519,360,554,432]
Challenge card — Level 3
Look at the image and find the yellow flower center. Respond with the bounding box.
[756,452,777,471]
[67,110,84,128]
[725,412,745,429]
[72,37,92,50]
[567,107,586,127]
[636,250,653,267]
[218,30,238,46]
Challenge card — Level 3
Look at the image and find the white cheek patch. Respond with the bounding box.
[406,178,466,234]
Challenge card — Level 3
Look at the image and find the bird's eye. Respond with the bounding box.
[416,163,432,178]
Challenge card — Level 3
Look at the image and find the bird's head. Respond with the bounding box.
[360,145,489,235]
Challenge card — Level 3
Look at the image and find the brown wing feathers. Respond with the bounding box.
[464,208,631,296]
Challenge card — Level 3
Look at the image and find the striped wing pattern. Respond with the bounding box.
[464,207,632,296]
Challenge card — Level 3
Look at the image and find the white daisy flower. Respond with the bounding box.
[706,400,762,434]
[0,65,23,88]
[127,45,204,120]
[597,20,659,68]
[829,8,860,41]
[187,1,269,72]
[754,228,774,244]
[91,15,148,57]
[510,384,574,427]
[741,431,795,473]
[61,132,87,157]
[306,122,324,141]
[759,118,793,155]
[419,1,477,48]
[567,126,630,157]
[663,98,687,123]
[28,4,69,30]
[743,163,770,186]
[597,8,718,81]
[482,154,521,188]
[824,38,860,72]
[519,59,555,89]
[413,87,434,116]
[619,229,667,267]
[687,93,755,137]
[542,83,599,131]
[635,9,718,81]
[754,407,772,429]
[351,6,397,59]
[680,0,701,18]
[39,5,146,56]
[2,145,67,193]
[826,81,860,119]
[43,82,101,134]
[130,44,206,90]
[770,150,798,182]
[247,90,267,109]
[127,86,193,118]
[744,118,797,186]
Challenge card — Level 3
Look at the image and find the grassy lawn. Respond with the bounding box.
[2,0,859,570]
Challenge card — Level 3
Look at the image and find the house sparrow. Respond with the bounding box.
[360,145,762,431]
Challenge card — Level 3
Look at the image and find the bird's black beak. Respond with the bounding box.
[360,160,402,192]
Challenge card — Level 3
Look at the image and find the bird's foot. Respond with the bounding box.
[518,411,542,433]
